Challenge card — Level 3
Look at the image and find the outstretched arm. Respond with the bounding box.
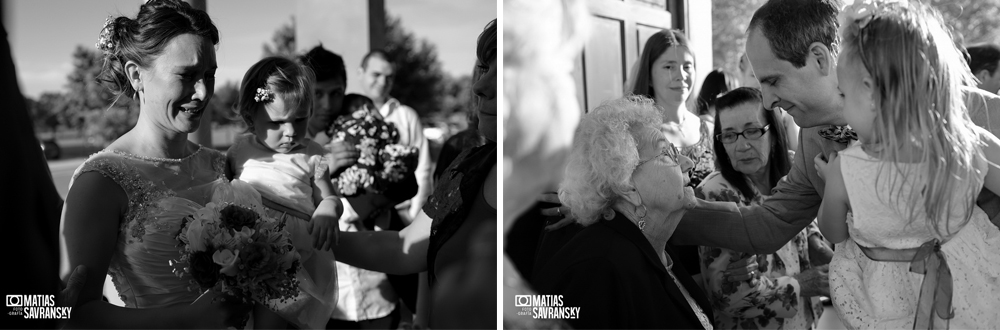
[311,159,342,251]
[331,207,431,274]
[673,132,826,253]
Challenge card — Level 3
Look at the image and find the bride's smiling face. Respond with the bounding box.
[134,33,217,133]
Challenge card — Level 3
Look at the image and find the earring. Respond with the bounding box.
[635,204,648,231]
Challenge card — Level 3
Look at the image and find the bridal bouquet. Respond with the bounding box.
[330,108,418,196]
[171,198,301,306]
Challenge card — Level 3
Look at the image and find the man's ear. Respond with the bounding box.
[809,42,834,76]
[975,69,991,84]
[125,60,142,94]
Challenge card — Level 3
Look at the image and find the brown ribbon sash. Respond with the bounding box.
[857,239,954,330]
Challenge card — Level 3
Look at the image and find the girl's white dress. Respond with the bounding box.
[228,134,338,329]
[830,144,1000,329]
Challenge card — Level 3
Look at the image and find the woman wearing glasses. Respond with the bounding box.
[695,87,830,329]
[533,96,713,329]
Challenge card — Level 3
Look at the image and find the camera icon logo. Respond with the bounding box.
[514,295,532,307]
[6,295,22,307]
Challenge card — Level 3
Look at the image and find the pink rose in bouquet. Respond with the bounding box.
[330,108,418,196]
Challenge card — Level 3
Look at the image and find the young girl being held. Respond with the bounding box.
[226,56,344,329]
[816,1,1000,328]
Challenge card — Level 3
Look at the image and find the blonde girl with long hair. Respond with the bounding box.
[815,1,1000,328]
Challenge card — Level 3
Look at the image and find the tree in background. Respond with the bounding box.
[263,17,296,58]
[926,0,1000,45]
[209,80,240,126]
[66,46,115,111]
[26,92,69,135]
[63,45,136,146]
[711,0,1000,81]
[440,74,474,116]
[710,0,766,77]
[383,12,447,120]
[261,13,451,121]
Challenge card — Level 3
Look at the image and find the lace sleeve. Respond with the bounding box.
[71,156,170,238]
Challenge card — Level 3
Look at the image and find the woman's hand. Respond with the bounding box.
[188,290,254,329]
[59,265,87,308]
[723,254,765,283]
[538,192,575,231]
[310,198,343,251]
[814,151,839,181]
[793,264,830,298]
[327,141,360,177]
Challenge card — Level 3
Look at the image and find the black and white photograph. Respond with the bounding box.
[3,0,496,328]
[503,0,1000,329]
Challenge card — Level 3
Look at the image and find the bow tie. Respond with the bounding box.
[818,126,858,144]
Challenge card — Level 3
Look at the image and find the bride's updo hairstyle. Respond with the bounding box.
[96,0,219,101]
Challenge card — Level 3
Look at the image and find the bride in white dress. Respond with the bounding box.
[60,1,255,328]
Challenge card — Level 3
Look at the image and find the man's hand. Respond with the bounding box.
[327,141,359,177]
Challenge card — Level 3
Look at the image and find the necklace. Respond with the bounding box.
[110,145,202,163]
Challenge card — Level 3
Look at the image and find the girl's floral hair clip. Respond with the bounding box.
[254,87,275,103]
[96,16,116,54]
[840,0,908,32]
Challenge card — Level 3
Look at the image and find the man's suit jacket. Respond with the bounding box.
[533,213,713,329]
[674,87,1000,253]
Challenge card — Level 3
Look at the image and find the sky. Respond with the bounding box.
[5,0,497,98]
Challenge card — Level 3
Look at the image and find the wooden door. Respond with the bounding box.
[574,0,673,113]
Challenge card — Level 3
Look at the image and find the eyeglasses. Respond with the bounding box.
[715,125,770,144]
[636,143,681,169]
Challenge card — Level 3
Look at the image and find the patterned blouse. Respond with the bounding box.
[694,172,824,329]
[680,119,716,188]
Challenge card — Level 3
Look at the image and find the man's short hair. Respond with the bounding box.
[967,44,1000,76]
[360,50,391,70]
[299,45,346,84]
[748,0,844,68]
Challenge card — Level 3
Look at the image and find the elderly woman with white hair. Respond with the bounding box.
[532,96,713,329]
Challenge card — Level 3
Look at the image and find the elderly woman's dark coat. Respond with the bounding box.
[533,212,713,329]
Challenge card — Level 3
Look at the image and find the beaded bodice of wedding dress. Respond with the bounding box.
[69,146,228,308]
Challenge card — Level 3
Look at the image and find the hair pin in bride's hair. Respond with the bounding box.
[254,87,275,103]
[96,16,116,53]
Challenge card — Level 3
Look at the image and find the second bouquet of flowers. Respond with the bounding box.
[170,181,301,307]
[330,107,418,196]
